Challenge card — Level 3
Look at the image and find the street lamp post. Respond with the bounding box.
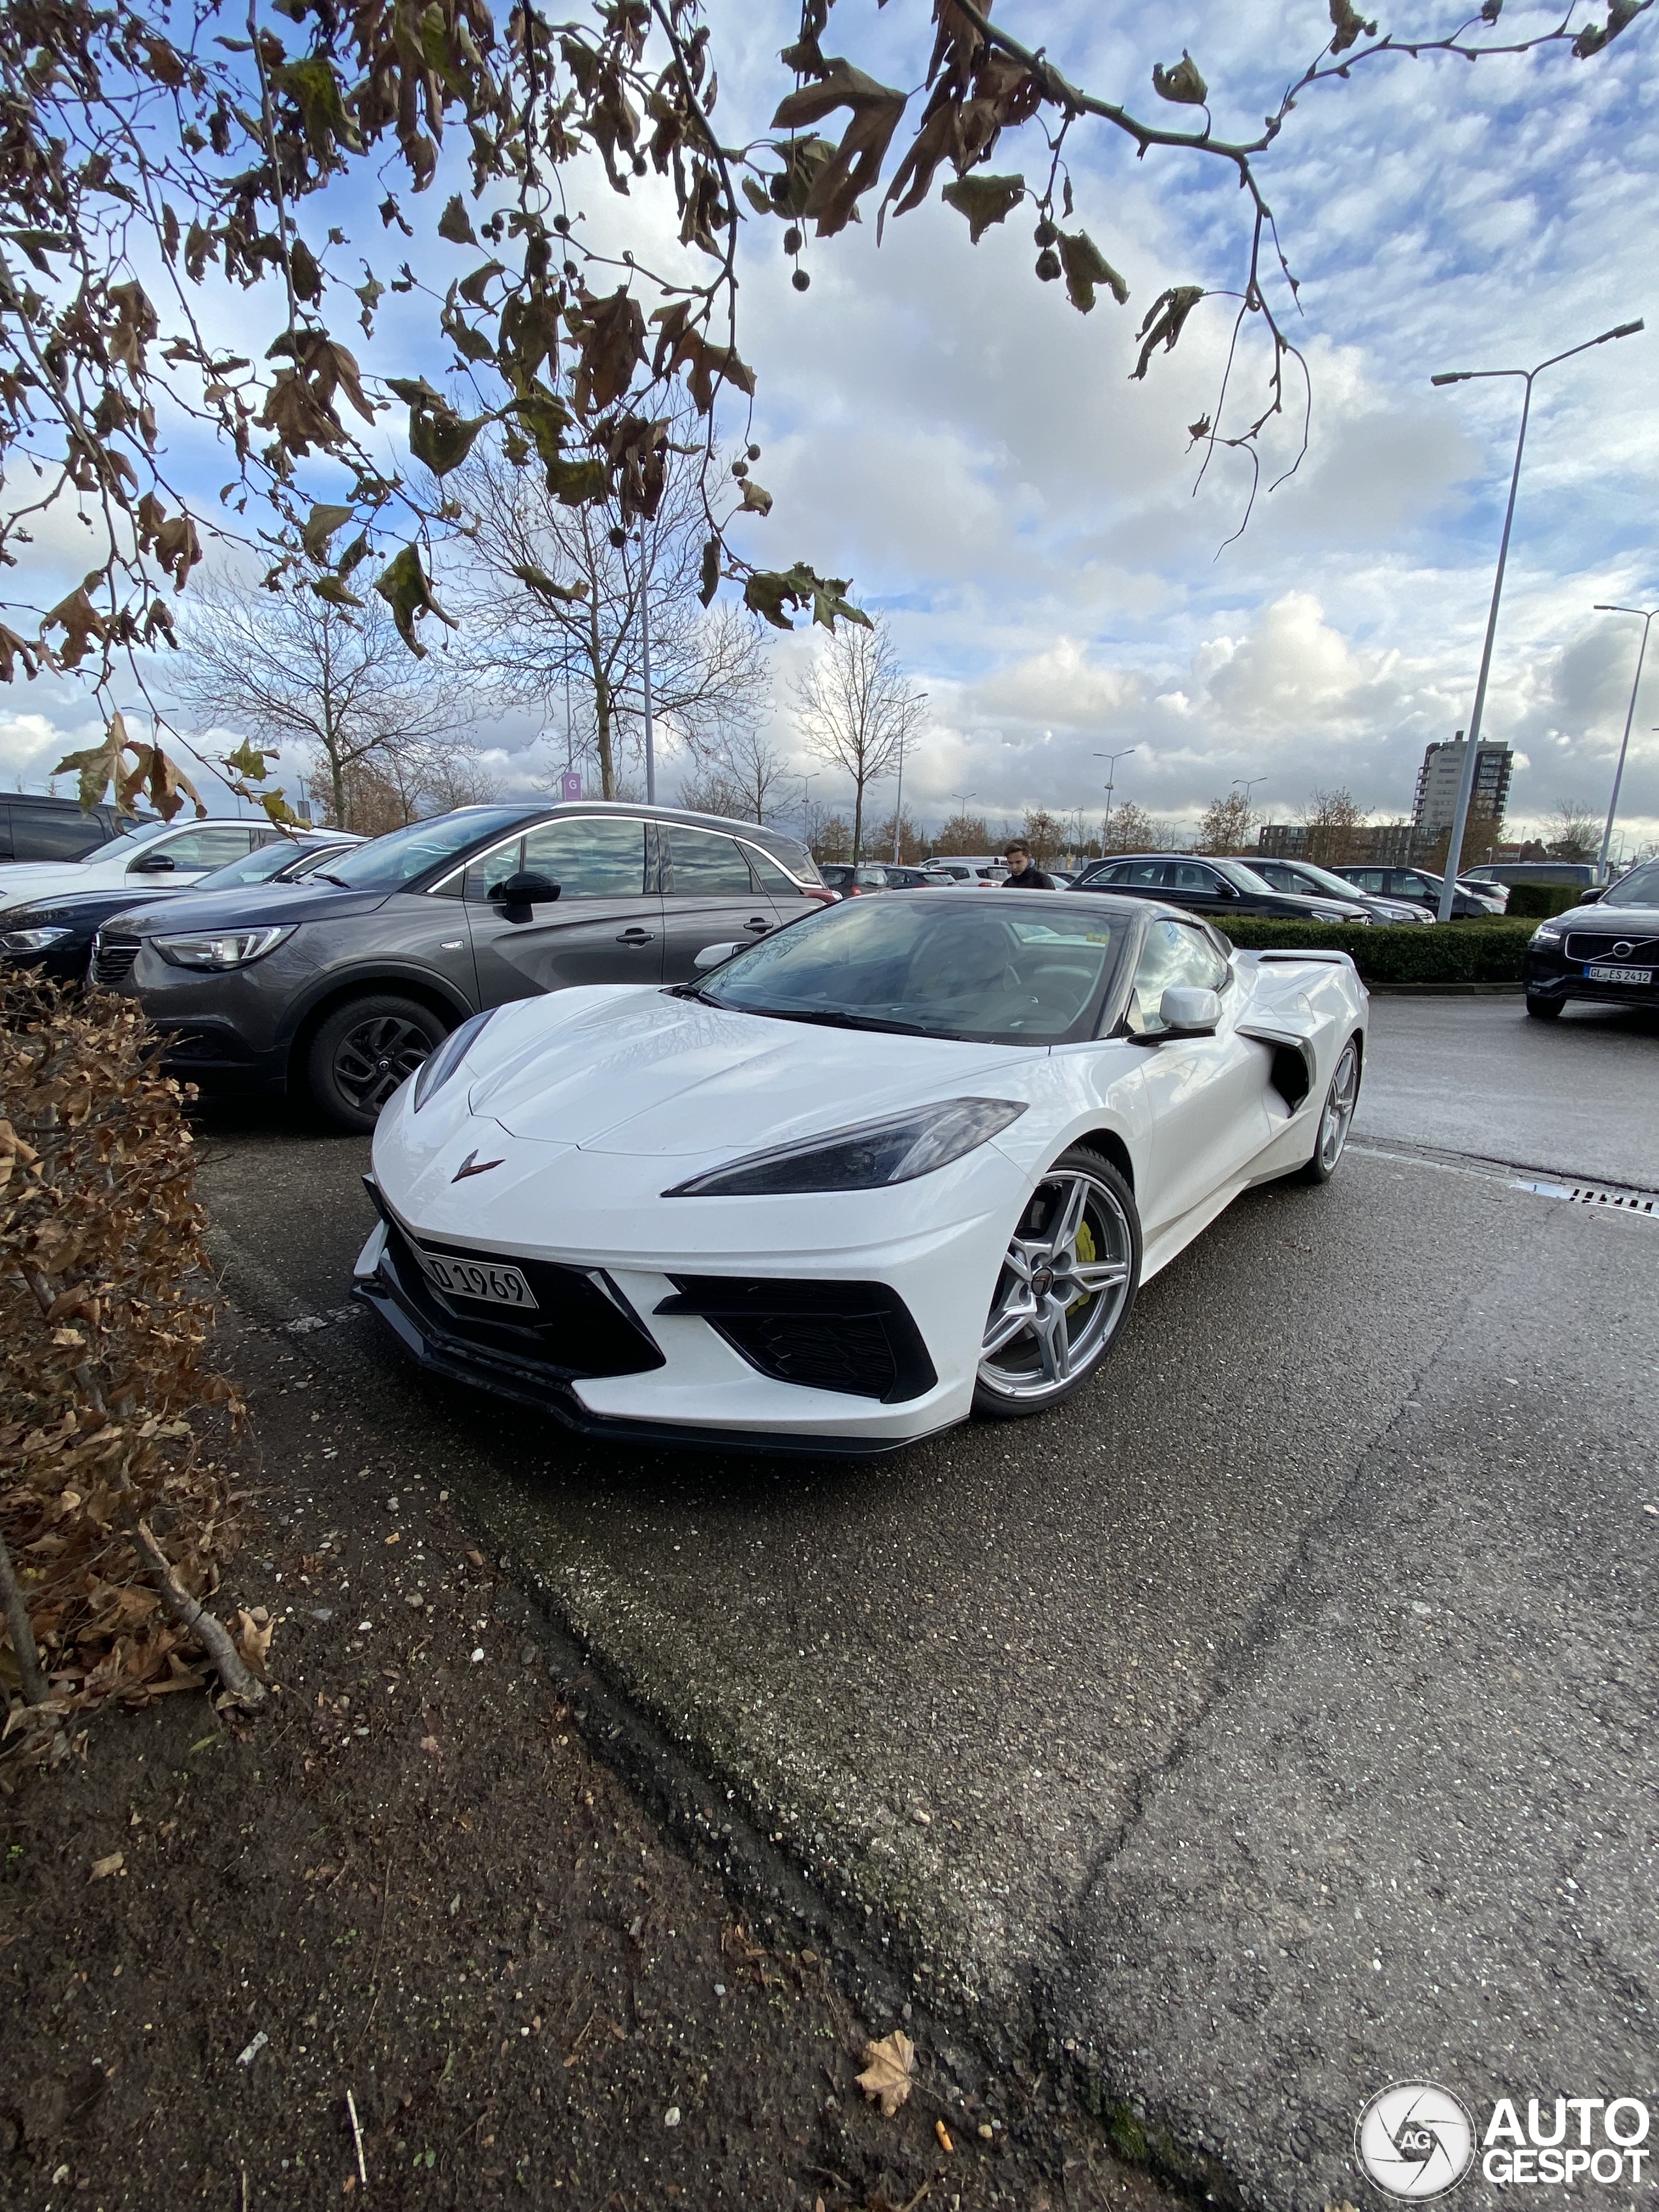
[1094,748,1136,848]
[1430,318,1643,922]
[1591,604,1657,884]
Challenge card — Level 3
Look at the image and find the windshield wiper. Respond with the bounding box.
[311,872,354,889]
[728,1005,933,1038]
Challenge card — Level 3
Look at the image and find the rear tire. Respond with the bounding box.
[1525,994,1563,1020]
[306,994,449,1133]
[973,1147,1140,1421]
[1298,1034,1361,1184]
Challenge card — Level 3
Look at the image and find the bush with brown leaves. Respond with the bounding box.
[1,975,267,1768]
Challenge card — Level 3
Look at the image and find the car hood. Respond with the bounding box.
[0,863,108,908]
[2,884,178,927]
[120,881,393,933]
[468,986,1033,1155]
[1553,901,1659,932]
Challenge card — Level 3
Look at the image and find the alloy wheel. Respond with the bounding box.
[1315,1038,1360,1174]
[978,1165,1135,1405]
[332,1014,436,1114]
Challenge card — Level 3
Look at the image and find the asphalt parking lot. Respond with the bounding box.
[195,993,1658,2211]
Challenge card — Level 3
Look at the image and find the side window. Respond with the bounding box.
[136,825,257,871]
[745,845,804,897]
[1346,870,1385,893]
[1170,862,1222,893]
[666,827,757,897]
[1109,861,1167,888]
[1394,872,1432,896]
[517,816,649,897]
[460,837,522,903]
[10,805,108,861]
[1125,919,1229,1037]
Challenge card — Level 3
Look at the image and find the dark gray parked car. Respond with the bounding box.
[95,801,832,1130]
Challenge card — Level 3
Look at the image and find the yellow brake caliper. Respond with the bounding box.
[1069,1219,1096,1311]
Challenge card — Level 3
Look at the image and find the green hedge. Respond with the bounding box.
[1504,883,1581,920]
[1219,916,1536,987]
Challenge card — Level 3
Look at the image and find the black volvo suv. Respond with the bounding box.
[1522,858,1659,1020]
[97,801,831,1129]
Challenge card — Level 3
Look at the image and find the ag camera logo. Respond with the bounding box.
[1355,2082,1475,2200]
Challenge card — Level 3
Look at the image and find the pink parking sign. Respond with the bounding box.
[560,770,582,801]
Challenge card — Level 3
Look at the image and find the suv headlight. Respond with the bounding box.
[153,925,296,970]
[0,924,72,954]
[666,1098,1027,1197]
[1310,906,1356,923]
[1530,923,1563,944]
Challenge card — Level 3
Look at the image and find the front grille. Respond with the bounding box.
[1564,932,1659,963]
[91,931,141,986]
[377,1211,662,1381]
[657,1277,937,1403]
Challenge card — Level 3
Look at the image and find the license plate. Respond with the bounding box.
[417,1250,538,1309]
[1585,963,1652,985]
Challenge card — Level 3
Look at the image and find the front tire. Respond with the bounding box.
[973,1147,1140,1420]
[1525,993,1563,1020]
[1298,1034,1361,1184]
[306,994,449,1132]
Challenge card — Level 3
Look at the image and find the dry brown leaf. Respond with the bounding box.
[235,1607,275,1673]
[856,2027,915,2116]
[89,1850,124,1880]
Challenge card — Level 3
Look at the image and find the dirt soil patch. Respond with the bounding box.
[2,1308,1180,2211]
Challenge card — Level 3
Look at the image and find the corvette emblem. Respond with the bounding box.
[451,1148,504,1181]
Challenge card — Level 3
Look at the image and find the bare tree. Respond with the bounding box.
[793,617,927,865]
[172,572,473,832]
[451,427,769,802]
[935,812,991,856]
[676,716,792,824]
[1021,807,1065,867]
[1299,785,1367,867]
[1196,791,1256,855]
[809,814,854,865]
[870,807,926,863]
[1544,799,1600,861]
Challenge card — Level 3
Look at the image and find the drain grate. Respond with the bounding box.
[1512,1176,1658,1218]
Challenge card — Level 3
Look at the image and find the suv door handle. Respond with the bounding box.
[616,927,656,945]
[744,916,771,934]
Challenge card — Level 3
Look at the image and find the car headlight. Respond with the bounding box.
[0,924,72,954]
[1530,923,1563,944]
[1310,906,1354,923]
[153,925,296,970]
[665,1097,1028,1197]
[412,1009,495,1110]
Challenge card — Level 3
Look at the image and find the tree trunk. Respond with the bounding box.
[851,777,864,867]
[594,675,617,800]
[330,743,348,831]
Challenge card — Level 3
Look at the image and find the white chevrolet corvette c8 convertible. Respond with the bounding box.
[357,890,1367,1453]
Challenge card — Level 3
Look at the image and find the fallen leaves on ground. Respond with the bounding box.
[856,2027,915,2116]
[89,1851,124,1880]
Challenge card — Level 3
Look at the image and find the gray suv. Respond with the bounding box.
[95,801,831,1130]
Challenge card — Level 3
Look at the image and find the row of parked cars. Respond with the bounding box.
[7,796,1640,1132]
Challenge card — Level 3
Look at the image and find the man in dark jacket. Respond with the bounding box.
[1001,841,1055,890]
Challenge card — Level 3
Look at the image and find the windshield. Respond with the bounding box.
[192,840,337,891]
[1607,861,1659,906]
[1289,860,1380,900]
[78,819,174,863]
[317,808,533,891]
[694,895,1128,1044]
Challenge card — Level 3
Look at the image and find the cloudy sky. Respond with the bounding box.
[5,1,1658,854]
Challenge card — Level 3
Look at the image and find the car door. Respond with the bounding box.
[462,813,664,1005]
[1126,917,1272,1234]
[119,822,260,887]
[1387,870,1443,912]
[658,824,783,977]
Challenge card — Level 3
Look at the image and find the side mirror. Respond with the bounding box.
[1159,986,1221,1037]
[693,941,743,971]
[128,852,176,873]
[1579,887,1603,904]
[492,869,559,922]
